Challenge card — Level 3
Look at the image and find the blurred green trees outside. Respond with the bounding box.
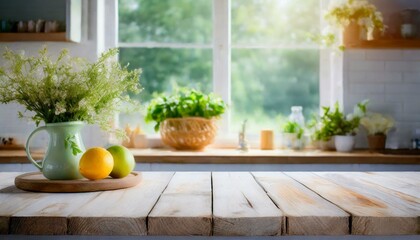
[119,0,320,133]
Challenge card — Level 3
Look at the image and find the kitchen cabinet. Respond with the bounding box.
[0,0,81,42]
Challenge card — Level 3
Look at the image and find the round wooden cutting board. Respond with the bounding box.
[14,172,142,193]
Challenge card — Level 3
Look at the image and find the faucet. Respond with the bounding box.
[238,120,250,152]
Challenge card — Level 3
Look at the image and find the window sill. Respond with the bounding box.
[1,148,419,165]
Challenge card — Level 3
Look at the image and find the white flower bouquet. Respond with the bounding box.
[360,112,395,135]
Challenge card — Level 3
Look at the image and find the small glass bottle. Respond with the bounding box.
[289,106,305,126]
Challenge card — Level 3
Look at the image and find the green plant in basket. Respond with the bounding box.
[145,88,227,132]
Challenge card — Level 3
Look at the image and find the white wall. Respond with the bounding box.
[343,50,420,149]
[0,0,112,149]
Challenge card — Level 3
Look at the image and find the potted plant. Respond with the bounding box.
[309,106,341,151]
[311,100,367,152]
[145,88,226,150]
[281,120,305,150]
[360,112,395,151]
[309,116,334,151]
[0,47,142,180]
[316,0,385,50]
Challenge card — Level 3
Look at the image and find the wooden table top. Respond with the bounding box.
[0,171,419,236]
[1,148,420,164]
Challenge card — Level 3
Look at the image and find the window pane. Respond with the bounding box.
[231,49,319,133]
[119,48,212,133]
[119,0,212,43]
[231,0,320,45]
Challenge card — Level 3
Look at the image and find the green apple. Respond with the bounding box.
[107,145,135,178]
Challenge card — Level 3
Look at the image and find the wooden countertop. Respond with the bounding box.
[0,171,419,236]
[1,149,419,164]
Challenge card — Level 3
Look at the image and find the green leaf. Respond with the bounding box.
[145,88,226,132]
[65,134,82,156]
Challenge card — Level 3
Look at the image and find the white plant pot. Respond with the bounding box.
[334,135,355,152]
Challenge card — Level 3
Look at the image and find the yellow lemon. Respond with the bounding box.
[79,147,114,180]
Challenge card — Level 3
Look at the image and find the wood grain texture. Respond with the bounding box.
[345,39,420,49]
[315,172,420,214]
[68,172,173,235]
[253,172,349,235]
[287,172,419,235]
[148,172,212,236]
[0,33,68,42]
[0,171,419,236]
[130,149,420,164]
[350,172,420,199]
[0,172,21,188]
[375,172,420,186]
[0,188,45,234]
[212,172,282,236]
[0,150,43,163]
[15,172,142,193]
[2,149,420,164]
[10,192,100,234]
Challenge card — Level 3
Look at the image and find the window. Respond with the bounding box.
[118,0,320,135]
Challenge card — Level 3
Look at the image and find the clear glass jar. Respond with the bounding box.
[289,106,305,126]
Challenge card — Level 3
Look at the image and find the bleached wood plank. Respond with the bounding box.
[68,172,173,235]
[212,172,282,236]
[315,172,420,214]
[148,172,212,236]
[253,172,349,235]
[287,172,419,235]
[10,191,100,234]
[350,172,420,199]
[0,187,46,234]
[0,172,21,188]
[0,172,44,233]
[375,172,420,186]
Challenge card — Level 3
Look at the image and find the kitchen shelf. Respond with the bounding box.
[346,39,420,49]
[0,32,68,42]
[1,149,419,164]
[0,0,81,42]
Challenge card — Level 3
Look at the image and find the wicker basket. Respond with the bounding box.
[160,117,218,150]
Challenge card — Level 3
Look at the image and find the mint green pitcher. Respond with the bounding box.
[26,121,85,180]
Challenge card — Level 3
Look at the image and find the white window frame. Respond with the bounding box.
[106,0,338,137]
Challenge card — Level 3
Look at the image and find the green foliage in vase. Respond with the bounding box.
[145,88,226,132]
[311,100,368,141]
[282,121,304,140]
[312,0,385,50]
[325,0,385,34]
[0,47,142,137]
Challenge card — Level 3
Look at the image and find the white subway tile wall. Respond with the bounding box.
[344,50,420,148]
[349,60,385,71]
